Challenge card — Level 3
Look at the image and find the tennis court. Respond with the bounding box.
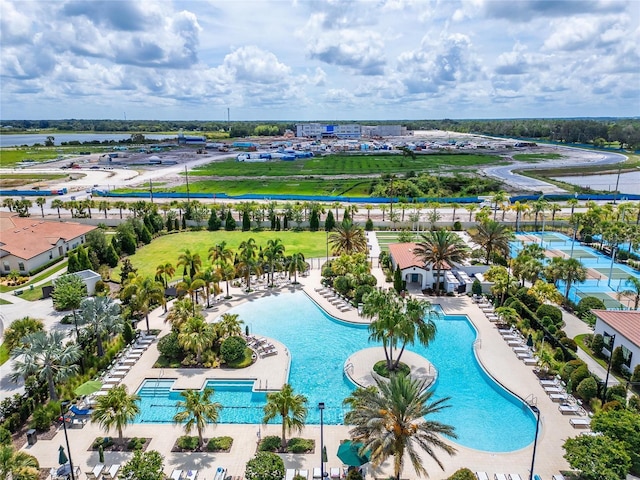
[574,291,625,309]
[593,267,634,280]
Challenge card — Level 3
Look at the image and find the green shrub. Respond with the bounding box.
[536,304,563,325]
[576,296,606,319]
[245,452,285,480]
[365,218,373,231]
[157,331,183,359]
[373,360,410,378]
[632,364,640,383]
[259,435,281,452]
[220,336,247,364]
[570,365,590,392]
[453,221,462,231]
[560,337,578,352]
[346,469,363,480]
[611,346,626,373]
[127,437,146,451]
[0,426,11,445]
[177,435,199,450]
[207,436,233,451]
[576,376,598,402]
[515,287,541,311]
[30,406,54,431]
[471,279,482,296]
[287,437,314,453]
[92,437,114,449]
[547,324,557,335]
[561,359,586,382]
[602,400,623,411]
[605,384,628,404]
[447,468,476,480]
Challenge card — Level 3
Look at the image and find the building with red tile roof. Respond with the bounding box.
[593,310,640,374]
[388,242,459,293]
[0,212,95,274]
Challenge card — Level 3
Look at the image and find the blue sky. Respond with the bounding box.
[1,0,639,121]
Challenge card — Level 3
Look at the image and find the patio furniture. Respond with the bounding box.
[185,470,198,480]
[103,464,121,480]
[475,473,489,480]
[570,418,590,428]
[170,470,183,480]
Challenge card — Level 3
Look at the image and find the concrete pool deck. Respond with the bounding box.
[19,264,586,480]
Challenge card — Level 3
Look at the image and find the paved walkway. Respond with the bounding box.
[7,260,592,480]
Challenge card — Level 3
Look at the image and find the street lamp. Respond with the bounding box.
[613,166,622,204]
[528,405,540,480]
[602,334,616,401]
[319,402,325,480]
[60,401,76,480]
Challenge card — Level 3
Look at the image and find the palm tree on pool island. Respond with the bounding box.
[343,374,457,480]
[263,384,308,451]
[173,388,222,450]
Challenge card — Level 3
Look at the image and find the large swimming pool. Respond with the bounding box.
[135,292,536,452]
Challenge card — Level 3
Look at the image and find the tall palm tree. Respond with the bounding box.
[531,196,549,231]
[176,276,206,311]
[471,220,513,264]
[263,384,308,451]
[98,200,110,219]
[208,241,233,268]
[155,262,176,288]
[91,385,140,446]
[491,191,508,221]
[237,238,260,291]
[114,200,127,219]
[329,218,367,255]
[543,256,566,287]
[464,204,477,222]
[218,263,236,299]
[35,197,46,218]
[559,258,587,301]
[78,296,123,357]
[216,313,244,339]
[413,230,469,295]
[195,268,220,307]
[0,444,39,480]
[264,238,286,286]
[511,201,529,231]
[51,198,64,219]
[287,252,307,284]
[178,316,216,364]
[173,388,222,449]
[165,297,201,332]
[121,274,165,334]
[177,249,202,279]
[343,374,457,480]
[10,331,80,400]
[617,276,640,310]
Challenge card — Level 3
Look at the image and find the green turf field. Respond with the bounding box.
[113,230,329,281]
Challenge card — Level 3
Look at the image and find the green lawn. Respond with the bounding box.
[0,298,10,305]
[0,259,67,293]
[512,153,563,161]
[0,172,68,188]
[113,230,329,281]
[191,153,503,177]
[0,343,9,365]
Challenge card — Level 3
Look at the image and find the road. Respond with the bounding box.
[483,146,628,193]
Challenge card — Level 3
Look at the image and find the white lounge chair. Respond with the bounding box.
[570,418,590,428]
[558,404,580,415]
[522,357,538,366]
[330,467,341,479]
[170,470,183,480]
[552,475,565,480]
[298,470,309,480]
[508,474,523,480]
[313,467,322,479]
[550,393,568,403]
[494,474,508,480]
[285,469,296,480]
[544,386,564,394]
[476,473,489,480]
[539,379,559,387]
[87,464,104,480]
[103,464,121,480]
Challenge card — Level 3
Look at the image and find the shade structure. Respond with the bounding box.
[58,445,68,465]
[337,441,370,466]
[74,380,102,396]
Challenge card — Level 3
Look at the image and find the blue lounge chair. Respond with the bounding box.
[71,405,93,416]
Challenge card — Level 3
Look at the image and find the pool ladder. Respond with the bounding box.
[524,393,538,408]
[343,362,354,376]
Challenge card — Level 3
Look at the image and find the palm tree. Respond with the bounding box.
[173,388,222,449]
[178,316,216,364]
[121,274,165,334]
[263,384,308,451]
[287,252,307,284]
[195,268,220,307]
[165,297,201,332]
[35,197,46,218]
[208,241,233,268]
[176,276,206,310]
[617,276,640,310]
[216,313,244,339]
[114,200,127,219]
[218,263,236,299]
[98,200,110,219]
[237,238,260,291]
[264,238,286,286]
[491,191,508,221]
[10,331,80,400]
[155,262,175,288]
[531,196,549,230]
[559,258,587,301]
[471,220,513,264]
[343,374,457,480]
[177,249,202,279]
[0,444,39,480]
[78,296,123,357]
[51,198,64,219]
[91,385,140,446]
[413,230,469,295]
[511,201,529,231]
[329,218,367,255]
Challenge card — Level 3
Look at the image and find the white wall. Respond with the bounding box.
[594,319,640,374]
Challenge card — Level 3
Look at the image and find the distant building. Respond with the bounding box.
[177,132,206,146]
[593,310,640,374]
[0,212,95,274]
[296,123,362,139]
[362,125,407,137]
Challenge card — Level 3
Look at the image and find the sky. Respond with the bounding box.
[1,0,639,121]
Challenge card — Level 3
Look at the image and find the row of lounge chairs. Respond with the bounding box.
[497,327,537,366]
[170,469,199,479]
[285,467,342,480]
[246,336,279,359]
[315,287,353,312]
[537,373,592,428]
[476,473,523,480]
[86,463,121,480]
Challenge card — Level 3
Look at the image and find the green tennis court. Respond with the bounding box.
[539,233,566,242]
[593,267,634,280]
[575,291,624,309]
[557,249,598,259]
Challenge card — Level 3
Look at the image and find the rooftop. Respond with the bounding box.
[388,242,451,270]
[593,310,640,347]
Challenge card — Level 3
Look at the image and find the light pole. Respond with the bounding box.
[60,401,76,480]
[602,334,616,401]
[528,405,540,480]
[319,402,325,480]
[613,166,622,204]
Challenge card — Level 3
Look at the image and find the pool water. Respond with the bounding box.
[136,292,536,452]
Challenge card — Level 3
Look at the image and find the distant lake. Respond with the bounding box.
[553,171,640,195]
[0,133,177,147]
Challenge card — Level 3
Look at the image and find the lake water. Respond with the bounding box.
[0,133,177,147]
[552,171,640,195]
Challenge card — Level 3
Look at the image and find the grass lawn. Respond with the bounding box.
[512,153,563,161]
[0,343,9,365]
[0,298,10,305]
[191,153,504,177]
[113,230,329,281]
[15,281,51,301]
[0,172,68,188]
[0,146,111,167]
[0,259,67,293]
[574,334,628,385]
